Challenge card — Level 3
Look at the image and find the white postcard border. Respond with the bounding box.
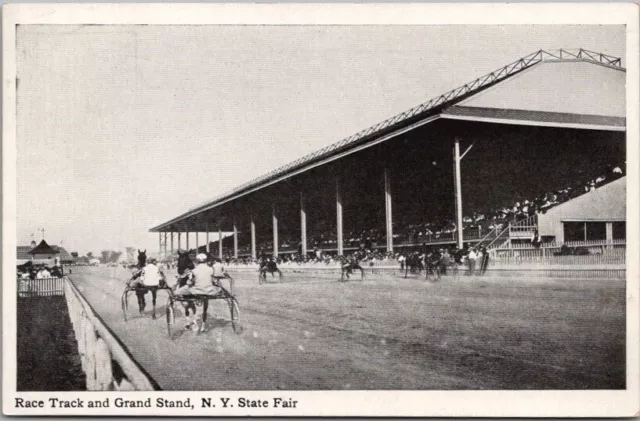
[3,3,639,417]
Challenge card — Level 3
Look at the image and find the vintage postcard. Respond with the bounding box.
[3,2,639,417]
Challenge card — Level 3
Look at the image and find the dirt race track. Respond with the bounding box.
[69,266,625,390]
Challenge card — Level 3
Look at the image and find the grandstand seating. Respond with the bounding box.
[212,162,624,261]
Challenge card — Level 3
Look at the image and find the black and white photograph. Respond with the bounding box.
[3,3,639,417]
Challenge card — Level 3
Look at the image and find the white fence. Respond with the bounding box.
[17,277,65,297]
[492,247,625,265]
[63,278,157,391]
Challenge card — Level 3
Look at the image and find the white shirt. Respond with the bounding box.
[212,262,225,277]
[37,269,50,278]
[191,263,214,285]
[141,263,162,286]
[468,250,477,260]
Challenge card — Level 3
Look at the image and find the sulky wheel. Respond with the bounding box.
[121,289,129,322]
[229,298,242,334]
[166,299,175,339]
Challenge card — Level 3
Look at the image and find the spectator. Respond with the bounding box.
[480,246,490,275]
[36,266,51,279]
[466,248,477,276]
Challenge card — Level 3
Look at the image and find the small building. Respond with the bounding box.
[28,240,60,265]
[17,240,74,266]
[537,176,625,245]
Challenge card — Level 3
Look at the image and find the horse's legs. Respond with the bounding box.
[151,289,157,319]
[198,299,208,332]
[277,270,283,282]
[358,266,364,281]
[136,290,145,315]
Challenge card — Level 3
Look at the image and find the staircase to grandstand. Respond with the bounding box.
[476,215,538,253]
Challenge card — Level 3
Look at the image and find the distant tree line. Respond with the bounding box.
[100,250,123,263]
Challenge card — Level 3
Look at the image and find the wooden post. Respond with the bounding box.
[336,178,343,256]
[206,223,210,254]
[384,168,393,253]
[300,192,307,256]
[606,222,613,249]
[233,219,238,259]
[454,138,464,249]
[273,205,279,258]
[164,232,168,258]
[218,227,223,259]
[251,216,257,260]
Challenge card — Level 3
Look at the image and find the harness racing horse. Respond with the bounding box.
[340,257,364,282]
[129,250,167,320]
[424,252,442,281]
[259,259,283,284]
[404,253,424,278]
[176,250,197,318]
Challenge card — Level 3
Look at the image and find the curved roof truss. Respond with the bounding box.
[150,48,624,232]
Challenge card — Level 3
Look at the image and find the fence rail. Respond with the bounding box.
[63,278,157,391]
[17,277,65,297]
[492,250,625,265]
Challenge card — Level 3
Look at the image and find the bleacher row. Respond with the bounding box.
[215,163,624,257]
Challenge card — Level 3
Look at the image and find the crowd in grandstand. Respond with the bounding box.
[174,162,624,270]
[231,162,625,254]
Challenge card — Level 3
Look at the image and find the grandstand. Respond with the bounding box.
[150,49,626,262]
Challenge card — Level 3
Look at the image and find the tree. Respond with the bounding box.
[71,252,78,258]
[86,252,93,259]
[99,250,125,263]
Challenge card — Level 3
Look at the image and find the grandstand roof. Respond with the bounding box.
[150,48,626,232]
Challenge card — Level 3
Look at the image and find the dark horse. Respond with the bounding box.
[175,249,199,318]
[129,249,166,319]
[404,252,424,278]
[259,258,283,284]
[127,249,146,271]
[340,256,364,282]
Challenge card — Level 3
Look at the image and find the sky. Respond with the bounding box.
[15,24,625,255]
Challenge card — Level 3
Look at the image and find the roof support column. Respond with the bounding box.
[384,167,393,253]
[170,232,174,255]
[218,226,223,260]
[158,232,162,259]
[233,218,238,259]
[250,215,256,260]
[164,232,168,259]
[454,138,464,249]
[206,223,210,254]
[336,178,343,256]
[300,192,307,256]
[177,232,181,251]
[186,231,190,251]
[195,231,199,253]
[273,205,279,258]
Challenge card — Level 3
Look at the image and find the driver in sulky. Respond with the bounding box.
[173,253,220,331]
